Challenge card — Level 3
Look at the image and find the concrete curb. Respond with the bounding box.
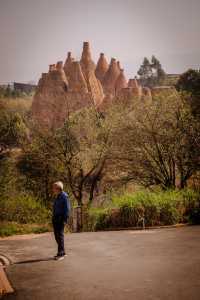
[94,223,190,232]
[0,254,12,267]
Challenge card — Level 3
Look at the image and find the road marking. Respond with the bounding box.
[128,230,155,234]
[0,267,14,296]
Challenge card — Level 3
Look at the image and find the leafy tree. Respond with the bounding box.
[0,102,28,160]
[0,111,27,148]
[151,55,166,85]
[176,69,200,118]
[137,56,166,87]
[17,128,59,204]
[110,94,200,189]
[19,108,114,209]
[137,57,152,86]
[0,98,31,200]
[53,117,107,207]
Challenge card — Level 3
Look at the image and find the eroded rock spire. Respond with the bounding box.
[128,78,139,88]
[80,42,104,106]
[103,58,120,95]
[64,52,74,78]
[80,41,96,74]
[68,61,88,93]
[115,69,128,94]
[95,53,109,83]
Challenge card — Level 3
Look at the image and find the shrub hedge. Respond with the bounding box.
[87,189,200,231]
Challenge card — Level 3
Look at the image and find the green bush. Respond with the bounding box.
[188,207,200,224]
[181,189,200,224]
[87,208,110,231]
[86,189,200,231]
[0,194,51,224]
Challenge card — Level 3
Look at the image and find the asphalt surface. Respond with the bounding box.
[0,226,200,300]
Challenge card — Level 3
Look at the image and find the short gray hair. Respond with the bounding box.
[53,181,64,191]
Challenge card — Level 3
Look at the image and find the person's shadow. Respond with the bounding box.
[15,257,55,265]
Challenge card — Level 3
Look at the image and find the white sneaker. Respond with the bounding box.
[55,255,64,261]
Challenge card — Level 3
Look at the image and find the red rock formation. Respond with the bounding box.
[80,41,96,76]
[32,42,104,128]
[49,62,68,86]
[49,64,56,72]
[56,61,63,70]
[32,63,69,128]
[37,73,48,90]
[80,41,104,106]
[126,78,142,98]
[117,88,137,102]
[102,58,120,95]
[31,41,161,128]
[128,78,139,88]
[142,87,152,98]
[68,61,88,93]
[117,61,121,71]
[115,69,128,94]
[95,53,109,83]
[64,52,74,78]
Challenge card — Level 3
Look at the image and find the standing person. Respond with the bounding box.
[52,181,71,261]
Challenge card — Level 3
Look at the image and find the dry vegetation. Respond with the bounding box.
[0,85,200,235]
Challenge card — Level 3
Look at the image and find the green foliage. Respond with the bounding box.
[0,86,34,99]
[176,69,200,96]
[181,189,200,224]
[176,69,200,118]
[112,93,200,190]
[0,98,30,148]
[0,222,51,237]
[0,155,16,198]
[112,190,182,226]
[137,57,152,80]
[0,194,51,224]
[87,208,110,231]
[0,111,27,147]
[17,131,59,203]
[0,86,199,235]
[137,55,166,87]
[87,189,200,231]
[19,107,111,207]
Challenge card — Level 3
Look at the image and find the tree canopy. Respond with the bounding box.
[176,69,200,118]
[137,55,166,87]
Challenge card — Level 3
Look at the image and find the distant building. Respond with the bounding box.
[164,74,180,86]
[13,82,36,94]
[166,74,180,80]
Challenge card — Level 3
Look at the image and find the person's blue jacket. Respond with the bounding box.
[53,191,71,223]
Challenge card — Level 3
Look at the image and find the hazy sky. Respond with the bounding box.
[0,0,200,84]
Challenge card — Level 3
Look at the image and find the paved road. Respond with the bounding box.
[1,226,200,300]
